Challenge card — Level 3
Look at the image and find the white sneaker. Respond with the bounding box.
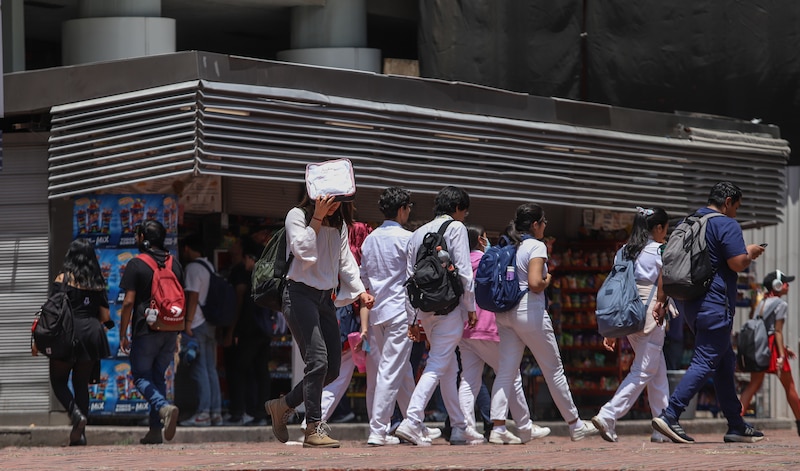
[395,419,431,447]
[367,434,400,446]
[517,423,551,443]
[179,412,211,427]
[591,415,617,443]
[426,427,442,440]
[489,429,522,445]
[450,425,486,445]
[650,431,670,443]
[570,421,599,441]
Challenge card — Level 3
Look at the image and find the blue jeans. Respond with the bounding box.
[184,321,221,415]
[665,324,745,430]
[130,331,178,430]
[282,280,340,423]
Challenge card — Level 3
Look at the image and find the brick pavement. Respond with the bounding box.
[2,423,799,470]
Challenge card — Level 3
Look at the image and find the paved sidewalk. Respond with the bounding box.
[1,419,798,470]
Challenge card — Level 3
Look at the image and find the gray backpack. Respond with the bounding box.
[595,248,654,338]
[736,300,774,372]
[661,212,724,301]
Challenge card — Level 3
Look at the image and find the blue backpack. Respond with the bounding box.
[594,248,654,338]
[475,235,530,312]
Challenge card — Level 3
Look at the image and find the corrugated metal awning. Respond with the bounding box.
[49,79,791,226]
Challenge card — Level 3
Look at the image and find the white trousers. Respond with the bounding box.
[458,338,531,429]
[597,323,668,428]
[367,313,415,438]
[493,296,579,424]
[406,310,467,429]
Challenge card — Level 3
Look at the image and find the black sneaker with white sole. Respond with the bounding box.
[724,423,764,443]
[652,415,694,444]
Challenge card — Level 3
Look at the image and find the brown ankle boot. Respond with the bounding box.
[304,422,340,448]
[265,397,294,443]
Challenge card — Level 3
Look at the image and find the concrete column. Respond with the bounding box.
[278,0,381,73]
[2,0,25,72]
[62,0,175,66]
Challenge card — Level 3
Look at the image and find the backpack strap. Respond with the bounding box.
[137,253,158,272]
[645,285,656,307]
[138,253,174,274]
[437,219,455,237]
[278,208,314,278]
[188,259,215,275]
[756,297,778,322]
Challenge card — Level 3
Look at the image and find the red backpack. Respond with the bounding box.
[137,254,186,331]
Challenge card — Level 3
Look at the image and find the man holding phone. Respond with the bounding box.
[653,182,766,444]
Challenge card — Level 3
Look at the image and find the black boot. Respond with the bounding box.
[795,420,800,437]
[69,406,87,446]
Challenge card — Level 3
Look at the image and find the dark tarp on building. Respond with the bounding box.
[418,0,800,163]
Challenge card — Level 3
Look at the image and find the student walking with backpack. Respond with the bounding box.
[395,186,485,447]
[652,181,766,444]
[738,271,800,435]
[460,224,550,445]
[491,203,599,442]
[264,193,374,448]
[591,207,672,443]
[299,222,372,434]
[119,220,182,445]
[32,239,111,446]
[179,234,224,427]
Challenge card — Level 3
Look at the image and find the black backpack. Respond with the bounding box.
[32,279,78,359]
[405,219,464,315]
[191,259,237,327]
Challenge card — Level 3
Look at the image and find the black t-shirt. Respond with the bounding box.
[119,251,185,337]
[55,283,109,319]
[228,262,271,337]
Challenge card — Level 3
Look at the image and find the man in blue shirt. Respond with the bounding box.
[653,181,766,444]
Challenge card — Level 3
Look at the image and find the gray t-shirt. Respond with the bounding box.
[754,296,787,335]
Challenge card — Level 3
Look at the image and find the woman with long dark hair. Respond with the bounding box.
[265,193,374,448]
[592,206,672,443]
[490,203,599,442]
[32,238,111,446]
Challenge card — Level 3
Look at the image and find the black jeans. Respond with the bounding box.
[282,280,340,423]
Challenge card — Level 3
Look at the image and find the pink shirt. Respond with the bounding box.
[463,250,500,341]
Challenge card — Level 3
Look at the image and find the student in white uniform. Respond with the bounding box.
[395,186,485,447]
[491,203,599,442]
[360,187,419,446]
[459,224,550,445]
[591,207,672,443]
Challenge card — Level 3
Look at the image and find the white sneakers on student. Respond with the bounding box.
[591,415,618,443]
[489,429,522,445]
[395,419,431,447]
[450,425,486,445]
[518,423,551,443]
[570,421,599,441]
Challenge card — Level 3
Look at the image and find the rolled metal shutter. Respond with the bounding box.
[0,134,51,416]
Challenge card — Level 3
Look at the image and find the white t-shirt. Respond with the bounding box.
[516,237,548,308]
[633,240,662,285]
[184,257,211,329]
